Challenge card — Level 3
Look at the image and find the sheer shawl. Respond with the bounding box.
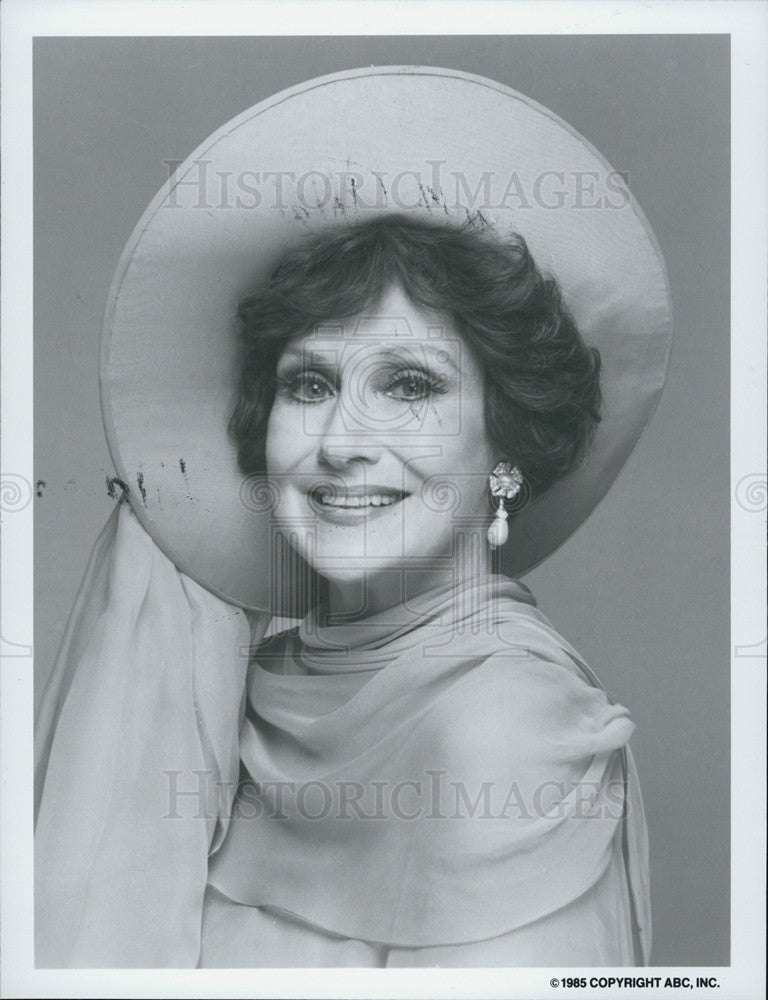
[34,501,268,967]
[208,575,651,957]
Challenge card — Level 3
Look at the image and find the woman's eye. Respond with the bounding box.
[383,371,441,402]
[280,372,334,403]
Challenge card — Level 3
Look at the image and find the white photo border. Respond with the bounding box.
[1,1,765,997]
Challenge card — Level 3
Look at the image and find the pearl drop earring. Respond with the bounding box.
[487,462,523,548]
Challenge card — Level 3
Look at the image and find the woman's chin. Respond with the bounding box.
[310,555,423,592]
[310,559,395,585]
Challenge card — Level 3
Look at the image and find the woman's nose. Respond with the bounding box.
[316,396,383,470]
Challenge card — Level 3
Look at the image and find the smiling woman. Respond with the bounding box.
[34,66,671,969]
[229,214,601,617]
[266,282,493,611]
[195,216,644,965]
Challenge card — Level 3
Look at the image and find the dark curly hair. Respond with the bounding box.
[230,214,601,499]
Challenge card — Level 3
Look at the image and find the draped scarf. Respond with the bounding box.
[208,574,651,956]
[34,502,265,967]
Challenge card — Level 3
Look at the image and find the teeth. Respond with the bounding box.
[316,492,401,509]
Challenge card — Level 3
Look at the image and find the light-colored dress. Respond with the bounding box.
[35,502,650,968]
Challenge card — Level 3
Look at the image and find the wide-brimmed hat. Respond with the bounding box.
[101,66,672,610]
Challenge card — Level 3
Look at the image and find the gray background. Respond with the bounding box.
[34,35,729,966]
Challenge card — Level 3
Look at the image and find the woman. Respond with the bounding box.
[34,67,669,968]
[200,215,646,966]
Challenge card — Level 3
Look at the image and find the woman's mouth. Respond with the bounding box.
[308,486,409,515]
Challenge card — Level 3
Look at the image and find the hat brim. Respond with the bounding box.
[101,66,672,610]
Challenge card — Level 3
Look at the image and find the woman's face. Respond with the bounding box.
[265,283,497,586]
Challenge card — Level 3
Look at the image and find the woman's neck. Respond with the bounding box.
[325,532,495,621]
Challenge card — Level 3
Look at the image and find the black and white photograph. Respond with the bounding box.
[1,2,765,997]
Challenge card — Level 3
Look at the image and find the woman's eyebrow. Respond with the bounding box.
[375,345,459,373]
[276,347,338,370]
